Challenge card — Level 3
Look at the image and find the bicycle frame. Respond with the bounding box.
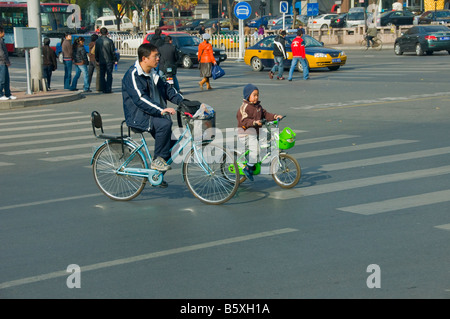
[91,116,215,186]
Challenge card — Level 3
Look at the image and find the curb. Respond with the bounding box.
[0,89,83,110]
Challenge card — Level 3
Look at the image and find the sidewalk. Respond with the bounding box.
[0,87,83,110]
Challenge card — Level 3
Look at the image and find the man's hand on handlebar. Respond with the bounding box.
[161,107,176,116]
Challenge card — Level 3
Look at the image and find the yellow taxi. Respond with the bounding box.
[244,34,347,72]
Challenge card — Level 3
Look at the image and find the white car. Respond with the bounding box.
[122,36,143,50]
[307,14,339,30]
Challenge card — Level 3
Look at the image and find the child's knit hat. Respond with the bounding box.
[243,84,258,101]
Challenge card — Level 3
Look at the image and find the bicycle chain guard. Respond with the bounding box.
[148,170,164,186]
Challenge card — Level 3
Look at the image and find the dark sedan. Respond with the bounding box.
[377,10,415,26]
[417,10,450,24]
[394,25,450,55]
[143,32,227,68]
[330,13,347,28]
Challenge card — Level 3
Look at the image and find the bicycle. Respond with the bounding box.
[360,35,383,51]
[228,116,301,189]
[90,102,240,205]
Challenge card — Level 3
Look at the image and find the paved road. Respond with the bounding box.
[1,50,449,300]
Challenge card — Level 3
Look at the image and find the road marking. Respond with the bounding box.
[0,125,119,140]
[296,134,359,145]
[337,190,450,215]
[291,139,417,159]
[0,117,123,133]
[1,142,98,155]
[39,153,93,162]
[0,111,82,122]
[268,165,450,200]
[0,193,103,211]
[435,224,450,231]
[0,135,94,148]
[0,228,298,289]
[315,146,450,171]
[292,92,450,111]
[0,161,14,167]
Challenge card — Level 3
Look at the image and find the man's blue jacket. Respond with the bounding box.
[122,60,183,131]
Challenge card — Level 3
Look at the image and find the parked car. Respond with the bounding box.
[95,16,134,32]
[330,13,347,28]
[55,34,91,63]
[159,19,183,31]
[346,11,372,28]
[247,15,271,29]
[416,10,450,24]
[307,14,339,30]
[177,18,208,31]
[394,25,450,55]
[244,34,346,72]
[143,31,227,68]
[377,10,415,26]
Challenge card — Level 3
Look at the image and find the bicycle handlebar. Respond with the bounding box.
[261,115,286,126]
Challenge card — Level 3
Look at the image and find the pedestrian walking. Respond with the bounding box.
[95,27,117,94]
[198,33,216,90]
[70,37,90,92]
[42,37,57,90]
[288,29,309,81]
[199,24,206,36]
[159,35,181,92]
[268,30,287,80]
[88,34,100,92]
[62,32,73,89]
[0,26,16,100]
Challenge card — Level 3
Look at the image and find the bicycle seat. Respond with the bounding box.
[91,111,129,140]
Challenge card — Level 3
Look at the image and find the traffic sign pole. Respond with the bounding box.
[234,0,252,61]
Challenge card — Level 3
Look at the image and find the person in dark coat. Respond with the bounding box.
[42,37,57,90]
[150,28,164,48]
[158,36,180,92]
[95,27,117,93]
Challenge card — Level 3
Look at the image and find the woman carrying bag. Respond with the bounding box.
[198,33,217,90]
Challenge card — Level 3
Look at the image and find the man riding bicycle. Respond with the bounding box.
[122,43,184,176]
[366,25,378,48]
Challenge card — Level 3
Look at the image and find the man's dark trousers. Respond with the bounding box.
[99,62,114,93]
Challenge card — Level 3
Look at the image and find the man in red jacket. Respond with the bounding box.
[288,29,309,81]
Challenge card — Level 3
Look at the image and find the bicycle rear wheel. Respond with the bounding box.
[92,140,146,201]
[271,153,301,189]
[374,39,383,51]
[183,143,239,204]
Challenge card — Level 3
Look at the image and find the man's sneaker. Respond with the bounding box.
[268,71,274,79]
[243,165,254,181]
[8,95,17,100]
[0,96,8,101]
[152,180,168,188]
[277,76,285,80]
[151,157,171,171]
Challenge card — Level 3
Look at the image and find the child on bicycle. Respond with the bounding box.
[237,84,283,181]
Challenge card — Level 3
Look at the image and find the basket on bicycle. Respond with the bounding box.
[185,103,216,141]
[274,127,296,150]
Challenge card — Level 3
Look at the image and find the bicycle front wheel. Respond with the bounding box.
[92,140,146,201]
[360,39,368,51]
[183,143,239,204]
[271,153,301,189]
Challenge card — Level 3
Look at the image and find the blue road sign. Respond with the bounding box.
[280,1,289,14]
[234,1,252,20]
[307,3,319,16]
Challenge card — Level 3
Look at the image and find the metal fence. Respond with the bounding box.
[112,34,265,59]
